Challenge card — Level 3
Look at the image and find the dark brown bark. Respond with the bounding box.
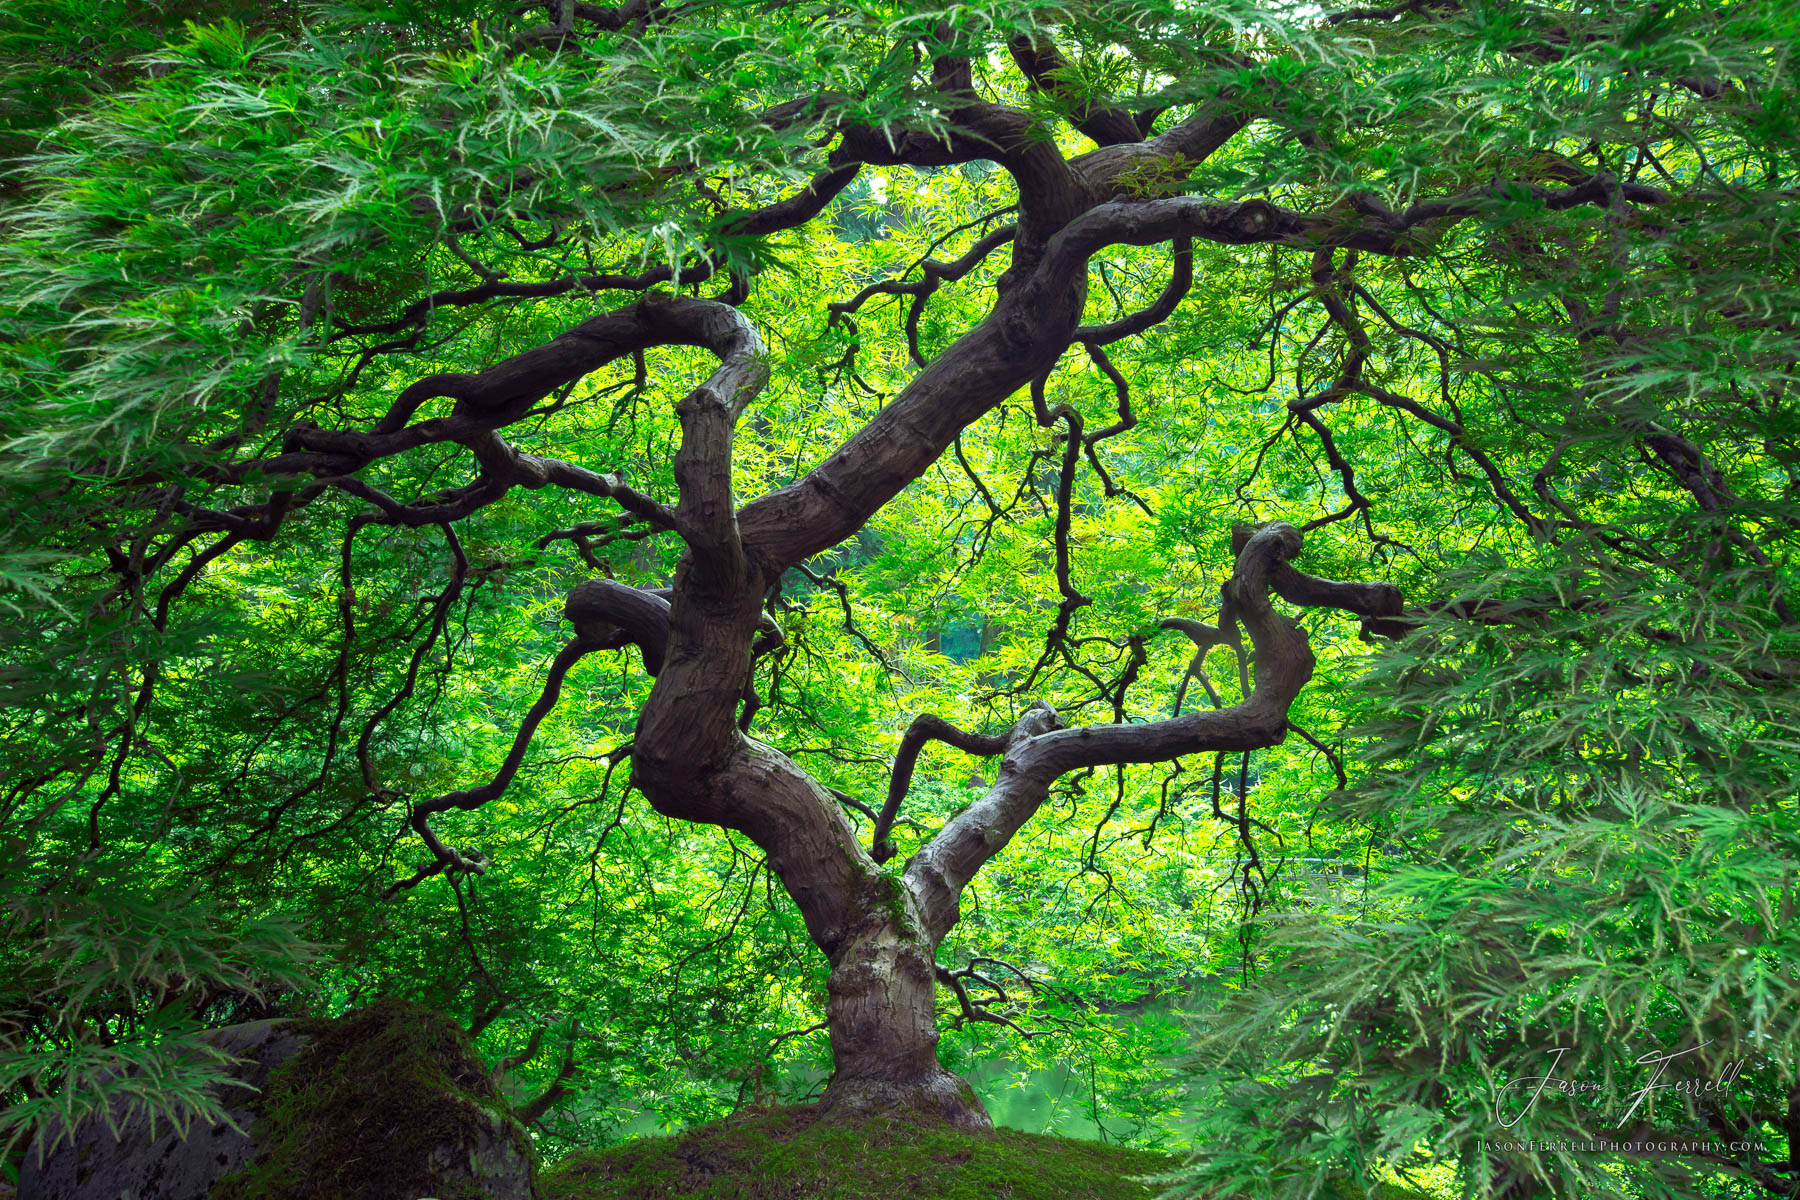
[1007,35,1147,148]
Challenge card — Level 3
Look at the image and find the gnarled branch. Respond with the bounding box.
[873,716,1012,863]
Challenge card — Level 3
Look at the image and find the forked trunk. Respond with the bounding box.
[624,524,1346,1133]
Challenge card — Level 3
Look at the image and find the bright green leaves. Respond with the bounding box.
[0,883,319,1159]
[0,0,1795,1184]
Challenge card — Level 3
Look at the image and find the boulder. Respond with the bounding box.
[19,1018,306,1200]
[20,1000,537,1200]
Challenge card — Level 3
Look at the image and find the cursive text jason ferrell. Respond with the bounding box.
[1495,1042,1746,1129]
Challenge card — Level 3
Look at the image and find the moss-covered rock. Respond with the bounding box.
[539,1106,1171,1200]
[17,1002,533,1200]
[208,999,536,1200]
[19,1019,308,1200]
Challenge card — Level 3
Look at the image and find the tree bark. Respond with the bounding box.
[817,885,989,1127]
[626,575,991,1124]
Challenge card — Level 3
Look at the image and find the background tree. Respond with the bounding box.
[1,0,1795,1194]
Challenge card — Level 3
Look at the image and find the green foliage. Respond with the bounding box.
[0,0,1794,1194]
[1162,1,1800,1195]
[0,882,316,1160]
[1178,562,1800,1198]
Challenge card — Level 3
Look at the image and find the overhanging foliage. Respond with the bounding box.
[1,0,1796,1195]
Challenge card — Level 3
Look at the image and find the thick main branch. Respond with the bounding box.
[900,523,1396,941]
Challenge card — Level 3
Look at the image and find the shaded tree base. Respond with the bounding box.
[815,1068,993,1130]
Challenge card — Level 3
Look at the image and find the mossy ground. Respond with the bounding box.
[540,1106,1172,1200]
[207,999,533,1200]
[540,1106,1450,1200]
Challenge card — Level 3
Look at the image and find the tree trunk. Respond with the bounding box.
[627,571,991,1127]
[606,520,1373,1132]
[816,891,989,1128]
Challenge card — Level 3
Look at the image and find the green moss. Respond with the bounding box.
[538,1106,1447,1200]
[1330,1179,1443,1200]
[871,870,913,934]
[208,999,535,1200]
[540,1106,1172,1200]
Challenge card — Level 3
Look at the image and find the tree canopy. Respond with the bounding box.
[2,0,1797,1197]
